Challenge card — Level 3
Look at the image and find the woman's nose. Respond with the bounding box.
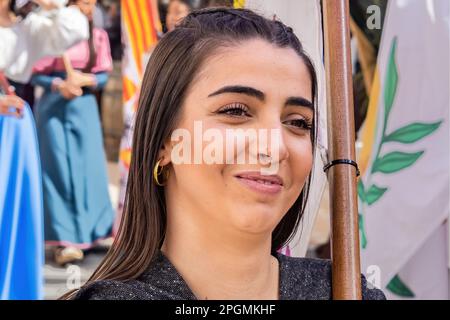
[256,118,290,165]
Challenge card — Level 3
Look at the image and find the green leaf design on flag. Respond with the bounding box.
[357,180,366,203]
[357,182,368,248]
[384,121,442,144]
[366,185,388,205]
[359,37,442,254]
[372,151,424,174]
[387,275,415,297]
[359,213,367,249]
[384,37,398,119]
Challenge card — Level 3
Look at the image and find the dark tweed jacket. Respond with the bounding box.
[74,250,386,300]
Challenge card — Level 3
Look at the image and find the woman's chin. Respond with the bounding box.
[228,205,282,234]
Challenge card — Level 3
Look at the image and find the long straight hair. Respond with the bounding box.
[63,7,318,299]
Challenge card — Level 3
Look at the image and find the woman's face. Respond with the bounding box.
[161,39,314,238]
[166,0,190,32]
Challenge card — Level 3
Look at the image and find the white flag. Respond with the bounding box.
[358,0,450,299]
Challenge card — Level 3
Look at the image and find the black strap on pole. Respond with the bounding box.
[323,159,360,177]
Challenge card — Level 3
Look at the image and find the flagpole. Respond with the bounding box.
[322,0,362,299]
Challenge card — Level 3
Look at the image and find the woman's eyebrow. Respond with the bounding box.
[285,97,314,110]
[208,85,265,101]
[208,85,313,110]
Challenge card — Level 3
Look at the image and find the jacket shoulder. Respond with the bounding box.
[73,280,146,300]
[278,254,386,300]
[73,277,192,300]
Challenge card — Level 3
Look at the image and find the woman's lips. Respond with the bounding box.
[234,172,284,195]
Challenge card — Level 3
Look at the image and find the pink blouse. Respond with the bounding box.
[33,28,113,74]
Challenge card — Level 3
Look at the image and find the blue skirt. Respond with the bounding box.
[0,104,43,299]
[35,91,114,248]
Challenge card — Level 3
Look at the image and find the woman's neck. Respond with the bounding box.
[161,200,280,300]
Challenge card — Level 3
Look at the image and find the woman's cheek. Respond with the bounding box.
[288,139,313,185]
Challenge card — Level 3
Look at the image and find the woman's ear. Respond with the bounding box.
[157,140,173,166]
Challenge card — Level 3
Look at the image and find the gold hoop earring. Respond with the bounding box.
[153,159,169,186]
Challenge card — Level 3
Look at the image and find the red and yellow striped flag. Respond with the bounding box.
[120,0,160,170]
[117,1,160,230]
[121,0,160,104]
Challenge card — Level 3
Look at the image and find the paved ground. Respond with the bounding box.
[44,248,107,299]
[44,161,120,300]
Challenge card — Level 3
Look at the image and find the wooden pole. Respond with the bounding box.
[322,0,362,299]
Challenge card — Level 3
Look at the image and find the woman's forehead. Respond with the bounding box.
[191,39,313,101]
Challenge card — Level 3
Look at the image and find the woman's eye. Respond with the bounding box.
[284,118,313,131]
[216,103,251,117]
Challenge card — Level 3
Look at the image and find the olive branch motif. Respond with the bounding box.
[357,37,443,297]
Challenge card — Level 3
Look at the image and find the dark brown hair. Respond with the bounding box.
[68,0,97,72]
[63,7,317,299]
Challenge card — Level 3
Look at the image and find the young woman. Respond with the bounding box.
[31,0,114,266]
[70,7,386,300]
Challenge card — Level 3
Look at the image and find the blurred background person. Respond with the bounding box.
[1,0,89,300]
[1,0,89,106]
[165,0,192,32]
[31,0,114,266]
